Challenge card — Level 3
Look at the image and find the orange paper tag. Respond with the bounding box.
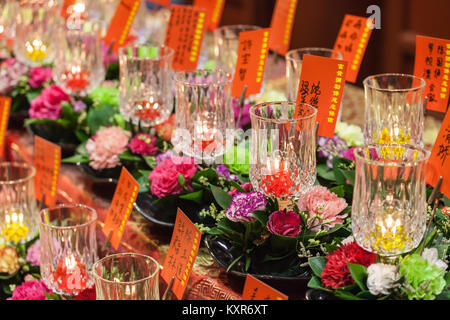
[164,5,207,71]
[193,0,225,31]
[0,97,11,160]
[104,0,141,54]
[295,54,348,138]
[102,167,139,250]
[426,109,450,198]
[268,0,298,56]
[414,35,450,113]
[34,136,61,207]
[161,208,201,300]
[60,0,76,18]
[147,0,170,6]
[242,274,288,300]
[232,28,270,98]
[333,14,372,83]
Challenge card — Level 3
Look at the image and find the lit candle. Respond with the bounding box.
[193,112,221,152]
[372,209,409,254]
[133,96,162,121]
[54,254,88,295]
[25,39,48,62]
[260,159,297,200]
[2,211,28,243]
[61,65,91,92]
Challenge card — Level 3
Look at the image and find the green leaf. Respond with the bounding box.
[334,289,365,300]
[179,190,203,204]
[317,164,336,181]
[307,276,332,292]
[356,290,376,300]
[193,168,217,183]
[119,150,141,161]
[87,104,118,135]
[308,256,326,278]
[229,180,246,192]
[347,263,368,291]
[444,196,450,207]
[74,130,89,143]
[329,185,345,198]
[61,154,88,164]
[143,156,157,169]
[178,173,186,188]
[26,90,40,103]
[251,210,269,226]
[210,185,232,210]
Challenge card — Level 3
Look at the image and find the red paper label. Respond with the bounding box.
[268,0,298,56]
[242,274,288,300]
[0,97,11,160]
[103,167,139,250]
[333,14,372,83]
[161,208,202,300]
[60,0,76,18]
[193,0,225,31]
[414,35,450,113]
[295,54,348,138]
[232,28,270,98]
[104,0,141,54]
[426,109,450,198]
[34,136,61,207]
[147,0,170,6]
[164,5,207,71]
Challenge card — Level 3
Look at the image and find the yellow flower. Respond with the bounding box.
[2,223,29,243]
[0,247,20,275]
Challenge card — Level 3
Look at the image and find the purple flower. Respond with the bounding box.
[73,100,87,112]
[216,164,238,181]
[155,150,174,165]
[7,279,51,300]
[340,147,357,162]
[26,240,41,266]
[233,98,251,129]
[225,191,266,223]
[317,134,348,168]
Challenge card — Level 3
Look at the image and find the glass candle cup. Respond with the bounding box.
[92,253,160,300]
[119,43,174,127]
[352,144,430,257]
[213,25,261,74]
[249,102,317,202]
[285,48,343,102]
[0,0,16,58]
[172,69,234,161]
[363,73,426,147]
[13,0,61,66]
[0,162,37,245]
[53,20,105,96]
[39,204,98,297]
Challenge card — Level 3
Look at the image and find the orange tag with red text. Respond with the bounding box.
[268,0,298,56]
[333,14,372,83]
[103,167,139,250]
[242,274,288,300]
[60,0,76,18]
[161,208,201,300]
[34,136,61,207]
[295,54,348,138]
[414,35,450,113]
[232,28,270,98]
[164,5,206,71]
[426,109,450,198]
[0,97,11,160]
[147,0,170,6]
[104,0,141,54]
[193,0,225,31]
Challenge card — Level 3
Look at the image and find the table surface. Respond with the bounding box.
[4,69,443,300]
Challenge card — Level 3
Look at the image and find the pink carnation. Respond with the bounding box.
[8,279,51,300]
[128,133,158,156]
[86,126,131,170]
[148,156,197,198]
[228,182,252,197]
[26,240,41,266]
[28,66,52,88]
[29,84,70,120]
[297,185,348,232]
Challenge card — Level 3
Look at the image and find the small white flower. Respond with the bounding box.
[366,263,400,296]
[335,122,364,146]
[422,248,448,271]
[341,235,354,246]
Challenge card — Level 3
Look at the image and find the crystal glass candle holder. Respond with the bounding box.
[213,25,261,74]
[249,102,317,202]
[363,73,426,147]
[119,43,174,127]
[39,204,98,297]
[352,144,430,257]
[172,69,234,161]
[285,48,343,102]
[13,0,61,66]
[0,162,37,245]
[53,20,105,96]
[0,0,16,58]
[92,253,160,300]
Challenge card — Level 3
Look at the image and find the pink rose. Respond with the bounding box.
[28,67,52,88]
[29,95,62,120]
[128,133,158,156]
[297,186,348,232]
[42,84,69,105]
[86,126,131,170]
[148,156,197,198]
[267,210,302,237]
[7,279,51,300]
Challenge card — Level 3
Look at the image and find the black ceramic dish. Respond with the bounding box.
[27,123,78,158]
[77,162,120,199]
[204,235,312,298]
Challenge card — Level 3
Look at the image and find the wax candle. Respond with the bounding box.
[372,209,410,254]
[62,66,91,92]
[25,39,49,62]
[2,211,29,243]
[53,254,89,295]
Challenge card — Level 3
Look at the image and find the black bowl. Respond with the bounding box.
[27,123,79,158]
[77,162,120,199]
[204,235,311,298]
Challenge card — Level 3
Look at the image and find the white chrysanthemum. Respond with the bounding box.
[422,248,448,271]
[335,122,364,146]
[367,263,400,296]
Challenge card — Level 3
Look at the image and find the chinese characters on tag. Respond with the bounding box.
[242,274,288,300]
[414,35,450,113]
[162,208,201,300]
[333,14,372,83]
[268,0,298,56]
[193,0,225,31]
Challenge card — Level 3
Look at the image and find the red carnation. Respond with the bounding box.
[321,241,376,289]
[74,287,96,300]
